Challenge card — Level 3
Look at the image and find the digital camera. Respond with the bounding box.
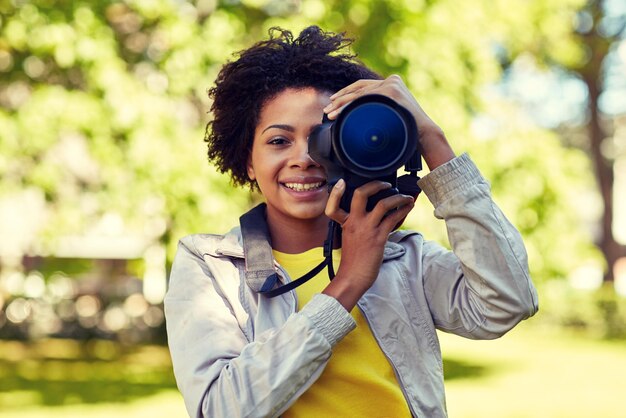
[308,94,422,212]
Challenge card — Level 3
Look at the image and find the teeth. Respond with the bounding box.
[283,182,323,191]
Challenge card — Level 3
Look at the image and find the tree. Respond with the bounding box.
[0,1,252,266]
[0,0,600,286]
[498,0,626,283]
[571,0,626,282]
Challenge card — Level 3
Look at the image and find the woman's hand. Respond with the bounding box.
[322,178,414,311]
[323,75,456,171]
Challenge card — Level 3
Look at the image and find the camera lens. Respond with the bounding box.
[338,102,408,174]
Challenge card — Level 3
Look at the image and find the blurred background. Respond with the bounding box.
[0,0,625,417]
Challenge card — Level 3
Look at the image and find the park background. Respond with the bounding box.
[1,0,625,416]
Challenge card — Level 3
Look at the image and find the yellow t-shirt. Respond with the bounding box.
[274,247,411,418]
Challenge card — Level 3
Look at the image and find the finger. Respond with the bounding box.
[380,197,415,232]
[325,81,380,118]
[326,88,373,119]
[329,79,375,100]
[331,75,402,103]
[350,181,393,214]
[370,193,415,220]
[325,104,347,120]
[325,179,350,224]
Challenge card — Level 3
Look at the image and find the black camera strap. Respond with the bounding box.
[259,220,338,298]
[240,204,339,298]
[259,257,329,298]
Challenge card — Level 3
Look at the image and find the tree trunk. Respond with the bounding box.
[579,0,626,283]
[583,72,622,282]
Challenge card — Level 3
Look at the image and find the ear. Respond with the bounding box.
[246,155,256,181]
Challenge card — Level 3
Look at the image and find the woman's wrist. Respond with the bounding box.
[322,272,372,312]
[418,126,456,171]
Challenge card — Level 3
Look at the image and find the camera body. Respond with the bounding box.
[309,94,422,212]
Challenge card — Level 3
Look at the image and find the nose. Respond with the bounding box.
[289,138,320,169]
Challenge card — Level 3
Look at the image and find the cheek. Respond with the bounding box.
[247,149,286,186]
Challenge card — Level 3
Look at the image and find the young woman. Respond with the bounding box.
[164,26,538,418]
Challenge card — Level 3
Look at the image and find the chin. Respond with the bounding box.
[287,203,327,221]
[291,209,326,221]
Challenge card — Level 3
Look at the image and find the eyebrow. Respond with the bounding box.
[262,124,295,134]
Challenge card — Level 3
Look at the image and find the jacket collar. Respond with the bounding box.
[239,203,277,293]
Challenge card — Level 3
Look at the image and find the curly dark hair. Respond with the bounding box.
[205,25,381,189]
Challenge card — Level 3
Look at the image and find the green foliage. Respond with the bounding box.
[0,339,176,410]
[466,97,603,282]
[1,0,252,262]
[539,281,626,339]
[0,0,599,280]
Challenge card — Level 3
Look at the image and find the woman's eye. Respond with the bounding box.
[268,137,289,145]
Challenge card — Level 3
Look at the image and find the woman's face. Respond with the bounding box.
[247,87,331,226]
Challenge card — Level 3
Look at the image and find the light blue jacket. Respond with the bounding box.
[164,154,538,418]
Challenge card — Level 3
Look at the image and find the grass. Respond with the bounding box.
[440,322,626,418]
[0,338,186,418]
[1,322,626,417]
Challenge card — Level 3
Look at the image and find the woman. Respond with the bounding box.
[165,26,538,418]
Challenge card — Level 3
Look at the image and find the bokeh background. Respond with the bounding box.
[1,0,625,417]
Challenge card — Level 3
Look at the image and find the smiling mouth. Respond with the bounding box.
[282,181,326,192]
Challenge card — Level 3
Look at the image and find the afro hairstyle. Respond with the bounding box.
[204,25,381,189]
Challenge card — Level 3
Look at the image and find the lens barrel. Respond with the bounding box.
[338,102,408,174]
[332,94,416,178]
[308,93,419,213]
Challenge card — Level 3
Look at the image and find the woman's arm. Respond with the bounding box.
[418,154,539,339]
[165,237,355,418]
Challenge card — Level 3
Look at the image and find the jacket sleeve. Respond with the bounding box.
[417,153,539,339]
[164,237,355,418]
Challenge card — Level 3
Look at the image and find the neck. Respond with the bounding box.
[266,212,329,254]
